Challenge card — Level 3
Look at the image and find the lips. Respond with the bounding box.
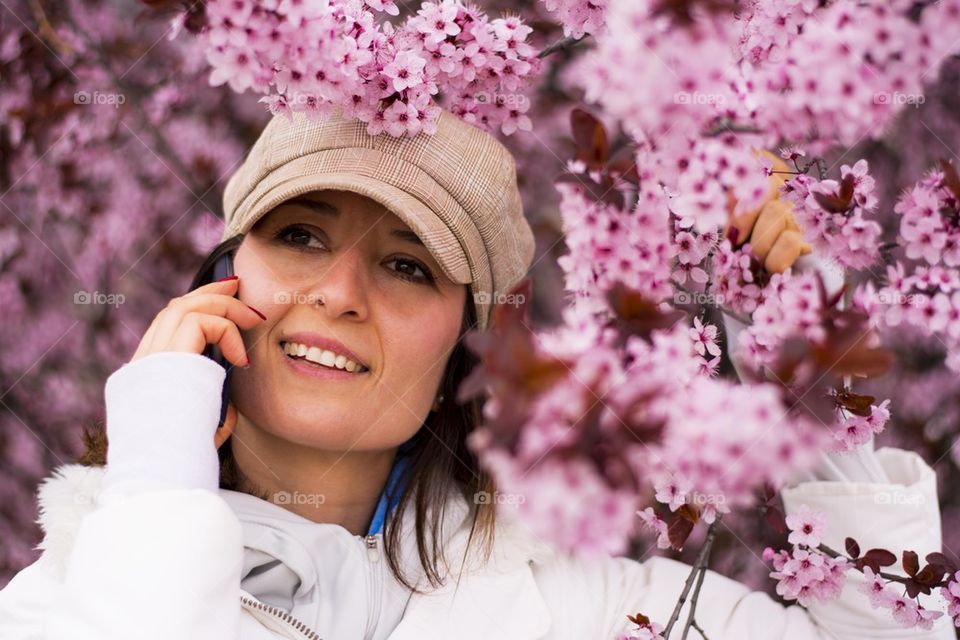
[280,340,368,373]
[277,331,370,374]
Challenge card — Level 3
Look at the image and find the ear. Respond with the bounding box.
[215,402,238,449]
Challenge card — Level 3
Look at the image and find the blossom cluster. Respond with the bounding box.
[782,159,884,270]
[540,0,607,39]
[862,567,945,629]
[858,262,960,373]
[764,505,848,606]
[476,313,822,559]
[767,506,947,629]
[895,165,960,268]
[200,0,541,136]
[555,179,675,317]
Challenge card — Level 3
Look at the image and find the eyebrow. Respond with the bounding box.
[286,197,425,247]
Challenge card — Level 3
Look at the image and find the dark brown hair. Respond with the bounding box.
[80,233,497,592]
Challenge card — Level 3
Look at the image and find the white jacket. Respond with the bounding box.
[0,352,953,639]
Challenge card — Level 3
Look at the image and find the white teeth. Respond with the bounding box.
[282,341,364,372]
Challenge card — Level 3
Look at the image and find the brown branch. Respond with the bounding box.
[681,563,711,640]
[703,118,764,138]
[816,543,909,584]
[27,0,75,56]
[538,34,590,59]
[662,515,722,638]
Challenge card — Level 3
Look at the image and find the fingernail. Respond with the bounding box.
[217,275,239,282]
[243,355,252,368]
[246,304,266,320]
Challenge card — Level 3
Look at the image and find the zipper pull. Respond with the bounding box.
[365,534,379,562]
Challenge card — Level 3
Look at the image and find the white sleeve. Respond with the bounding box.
[0,352,244,640]
[535,447,952,639]
[99,351,227,501]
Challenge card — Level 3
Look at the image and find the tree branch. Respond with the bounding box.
[538,34,590,59]
[662,515,722,638]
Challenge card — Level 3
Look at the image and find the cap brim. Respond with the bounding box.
[227,168,474,286]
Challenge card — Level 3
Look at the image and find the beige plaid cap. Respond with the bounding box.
[221,105,535,331]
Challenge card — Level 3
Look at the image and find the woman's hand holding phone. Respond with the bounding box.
[129,276,266,449]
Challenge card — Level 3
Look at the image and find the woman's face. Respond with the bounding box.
[229,189,467,452]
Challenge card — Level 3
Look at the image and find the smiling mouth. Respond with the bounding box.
[279,341,369,373]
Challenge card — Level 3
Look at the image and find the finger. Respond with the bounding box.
[783,210,803,232]
[132,315,161,362]
[168,313,250,367]
[132,278,242,362]
[727,206,763,246]
[750,200,791,261]
[764,229,807,273]
[215,402,237,450]
[184,276,240,298]
[150,293,264,351]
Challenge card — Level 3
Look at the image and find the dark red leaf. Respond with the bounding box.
[859,548,897,573]
[667,506,699,551]
[939,159,960,203]
[812,174,856,213]
[926,552,958,575]
[570,108,609,169]
[903,550,919,577]
[845,537,861,559]
[764,505,788,534]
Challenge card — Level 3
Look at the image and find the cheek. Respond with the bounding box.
[378,300,462,397]
[233,245,285,312]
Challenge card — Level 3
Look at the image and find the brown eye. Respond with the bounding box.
[274,225,325,250]
[386,257,434,284]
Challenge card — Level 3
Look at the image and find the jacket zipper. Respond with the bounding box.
[240,594,323,640]
[362,534,382,640]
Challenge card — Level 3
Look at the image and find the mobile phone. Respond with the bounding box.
[203,252,235,428]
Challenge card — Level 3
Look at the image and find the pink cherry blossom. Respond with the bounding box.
[785,505,827,548]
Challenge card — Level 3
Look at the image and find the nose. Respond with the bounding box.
[306,248,369,321]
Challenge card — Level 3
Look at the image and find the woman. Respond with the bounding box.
[0,107,950,639]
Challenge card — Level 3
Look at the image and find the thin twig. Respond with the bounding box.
[817,543,911,584]
[681,563,711,640]
[537,33,590,58]
[662,515,723,638]
[702,118,764,138]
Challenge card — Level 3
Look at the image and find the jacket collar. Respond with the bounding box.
[34,463,553,640]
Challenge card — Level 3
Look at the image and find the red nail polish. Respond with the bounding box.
[242,356,252,368]
[217,275,239,282]
[246,304,266,320]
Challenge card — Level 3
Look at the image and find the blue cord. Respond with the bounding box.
[365,432,419,536]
